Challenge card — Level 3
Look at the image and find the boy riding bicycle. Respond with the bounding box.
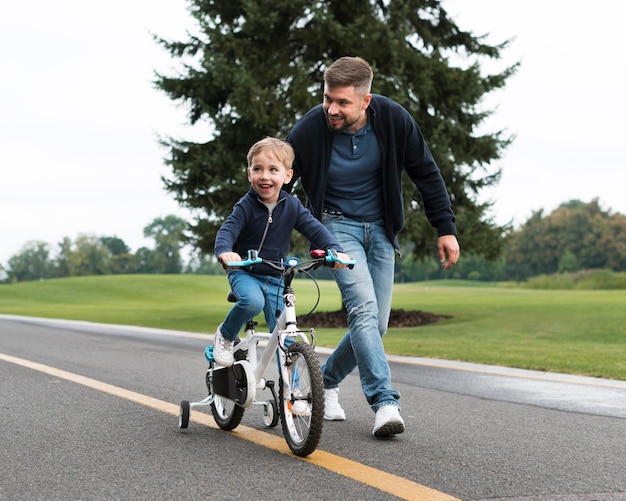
[213,137,351,367]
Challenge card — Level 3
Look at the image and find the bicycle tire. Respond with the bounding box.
[278,341,324,457]
[179,400,190,429]
[211,395,245,431]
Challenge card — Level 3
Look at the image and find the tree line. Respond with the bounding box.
[2,199,624,284]
[397,199,626,282]
[0,215,221,283]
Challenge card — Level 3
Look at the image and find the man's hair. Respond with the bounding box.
[247,137,294,170]
[324,56,373,96]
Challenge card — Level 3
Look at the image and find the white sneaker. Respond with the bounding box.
[372,405,405,437]
[324,388,346,421]
[291,389,311,416]
[213,325,234,367]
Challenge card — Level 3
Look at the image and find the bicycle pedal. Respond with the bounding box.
[204,346,214,363]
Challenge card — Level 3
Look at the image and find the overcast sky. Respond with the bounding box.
[1,0,624,267]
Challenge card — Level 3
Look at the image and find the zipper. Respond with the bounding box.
[256,196,284,254]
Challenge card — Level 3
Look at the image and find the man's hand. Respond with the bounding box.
[333,251,352,269]
[438,235,460,270]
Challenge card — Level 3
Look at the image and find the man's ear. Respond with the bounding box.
[362,93,372,110]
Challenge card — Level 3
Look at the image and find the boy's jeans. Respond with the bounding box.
[221,270,283,341]
[322,214,401,411]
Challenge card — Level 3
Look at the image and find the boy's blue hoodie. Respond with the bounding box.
[214,188,344,276]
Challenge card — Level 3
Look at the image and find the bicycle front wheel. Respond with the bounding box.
[279,341,324,457]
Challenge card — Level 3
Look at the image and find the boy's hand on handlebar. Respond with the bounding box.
[333,252,352,268]
[219,252,242,267]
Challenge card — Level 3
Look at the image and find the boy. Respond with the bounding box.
[213,137,351,366]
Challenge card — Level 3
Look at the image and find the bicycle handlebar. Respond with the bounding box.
[225,250,262,268]
[225,249,355,270]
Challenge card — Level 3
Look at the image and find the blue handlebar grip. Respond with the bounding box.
[225,257,262,267]
[325,249,356,267]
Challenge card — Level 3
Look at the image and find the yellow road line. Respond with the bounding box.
[1,352,460,501]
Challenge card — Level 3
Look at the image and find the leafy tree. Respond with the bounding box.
[55,237,72,278]
[57,234,112,277]
[154,0,517,260]
[134,247,156,274]
[598,214,626,271]
[558,250,579,274]
[6,241,56,282]
[100,236,130,256]
[100,236,136,274]
[504,199,625,280]
[143,215,188,273]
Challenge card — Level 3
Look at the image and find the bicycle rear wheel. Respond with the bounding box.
[279,341,324,457]
[211,396,245,430]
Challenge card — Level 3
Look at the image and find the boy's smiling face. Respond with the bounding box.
[247,151,293,204]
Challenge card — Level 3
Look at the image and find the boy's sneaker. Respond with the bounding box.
[372,404,405,437]
[324,388,346,421]
[291,389,311,416]
[213,326,234,367]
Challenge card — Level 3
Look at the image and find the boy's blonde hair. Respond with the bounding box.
[247,137,294,171]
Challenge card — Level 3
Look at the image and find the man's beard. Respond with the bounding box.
[325,112,360,132]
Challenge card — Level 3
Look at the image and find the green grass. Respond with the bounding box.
[1,275,625,380]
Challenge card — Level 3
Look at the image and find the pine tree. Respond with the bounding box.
[154,0,518,259]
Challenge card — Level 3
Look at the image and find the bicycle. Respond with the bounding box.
[178,248,354,457]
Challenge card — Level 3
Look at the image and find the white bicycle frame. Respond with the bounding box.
[190,286,314,411]
[233,297,314,407]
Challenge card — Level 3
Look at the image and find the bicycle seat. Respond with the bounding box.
[227,291,237,303]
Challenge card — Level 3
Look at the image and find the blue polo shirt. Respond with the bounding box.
[324,121,384,222]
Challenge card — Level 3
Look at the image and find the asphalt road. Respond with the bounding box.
[1,314,625,501]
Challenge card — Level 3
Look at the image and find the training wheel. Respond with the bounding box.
[179,400,190,429]
[262,399,279,428]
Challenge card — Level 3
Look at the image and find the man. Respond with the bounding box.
[287,56,460,437]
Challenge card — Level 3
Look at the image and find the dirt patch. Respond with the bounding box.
[302,308,451,328]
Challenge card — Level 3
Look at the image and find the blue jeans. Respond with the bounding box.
[321,214,401,411]
[221,270,283,341]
